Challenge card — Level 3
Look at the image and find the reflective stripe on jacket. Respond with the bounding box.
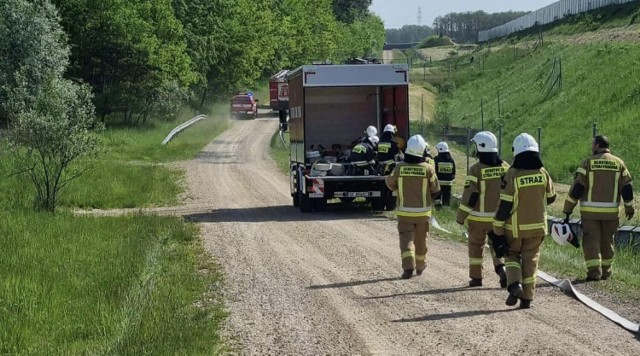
[493,167,555,238]
[386,162,440,218]
[563,150,632,220]
[457,162,510,223]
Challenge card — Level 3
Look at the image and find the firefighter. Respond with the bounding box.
[349,136,377,175]
[490,133,556,309]
[377,124,401,175]
[386,135,441,279]
[456,131,509,288]
[434,142,456,206]
[562,135,634,281]
[352,125,378,145]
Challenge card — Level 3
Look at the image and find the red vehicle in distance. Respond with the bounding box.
[230,92,258,119]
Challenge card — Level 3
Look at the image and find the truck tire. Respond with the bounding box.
[299,192,313,213]
[293,192,300,207]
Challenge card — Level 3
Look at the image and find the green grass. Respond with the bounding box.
[0,212,227,354]
[0,98,239,353]
[102,107,231,163]
[71,105,231,209]
[270,129,290,174]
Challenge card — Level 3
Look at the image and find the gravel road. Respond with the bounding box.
[180,117,640,355]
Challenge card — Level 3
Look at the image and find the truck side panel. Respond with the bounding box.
[382,86,410,140]
[289,72,305,164]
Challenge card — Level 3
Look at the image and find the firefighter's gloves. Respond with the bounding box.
[624,205,635,220]
[488,231,509,258]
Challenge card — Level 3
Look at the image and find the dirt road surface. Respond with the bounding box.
[180,118,639,355]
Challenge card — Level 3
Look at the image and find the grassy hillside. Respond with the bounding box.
[428,3,640,184]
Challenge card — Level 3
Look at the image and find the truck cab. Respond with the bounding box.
[287,64,410,212]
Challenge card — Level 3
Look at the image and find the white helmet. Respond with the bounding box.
[368,135,379,145]
[435,142,449,153]
[406,135,428,157]
[365,125,378,137]
[513,133,539,155]
[551,223,575,246]
[383,124,396,133]
[471,131,498,153]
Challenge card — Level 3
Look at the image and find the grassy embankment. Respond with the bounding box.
[421,2,640,299]
[0,103,233,353]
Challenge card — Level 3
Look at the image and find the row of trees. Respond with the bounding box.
[0,0,384,212]
[384,11,529,45]
[47,0,384,124]
[385,25,435,44]
[433,10,529,43]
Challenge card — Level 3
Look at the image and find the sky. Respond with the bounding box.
[370,0,559,29]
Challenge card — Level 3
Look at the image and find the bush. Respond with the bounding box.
[419,35,453,48]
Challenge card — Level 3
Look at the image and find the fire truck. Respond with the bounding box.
[269,69,290,130]
[287,63,410,212]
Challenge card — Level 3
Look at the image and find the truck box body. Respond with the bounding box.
[287,64,410,212]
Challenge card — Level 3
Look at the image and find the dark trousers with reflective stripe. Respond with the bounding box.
[505,235,543,301]
[440,185,452,206]
[582,219,618,279]
[468,221,504,279]
[398,216,430,271]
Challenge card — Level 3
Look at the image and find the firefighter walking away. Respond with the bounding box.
[386,135,441,279]
[490,133,556,309]
[562,135,634,281]
[434,142,456,206]
[457,131,509,288]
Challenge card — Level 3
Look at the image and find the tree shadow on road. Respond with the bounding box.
[185,205,390,223]
[307,277,401,290]
[391,308,516,323]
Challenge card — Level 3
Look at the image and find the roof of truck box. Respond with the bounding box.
[288,64,409,87]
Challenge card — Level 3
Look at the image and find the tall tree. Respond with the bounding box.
[52,0,195,123]
[332,0,372,23]
[1,0,102,212]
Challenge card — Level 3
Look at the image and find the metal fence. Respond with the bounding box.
[478,0,638,42]
[440,122,602,173]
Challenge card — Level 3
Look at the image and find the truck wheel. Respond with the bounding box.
[293,192,300,207]
[299,192,313,213]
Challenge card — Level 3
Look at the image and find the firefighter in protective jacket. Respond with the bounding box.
[490,133,556,309]
[349,136,377,175]
[562,135,634,281]
[377,124,401,174]
[434,142,456,206]
[386,135,441,279]
[456,131,509,288]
